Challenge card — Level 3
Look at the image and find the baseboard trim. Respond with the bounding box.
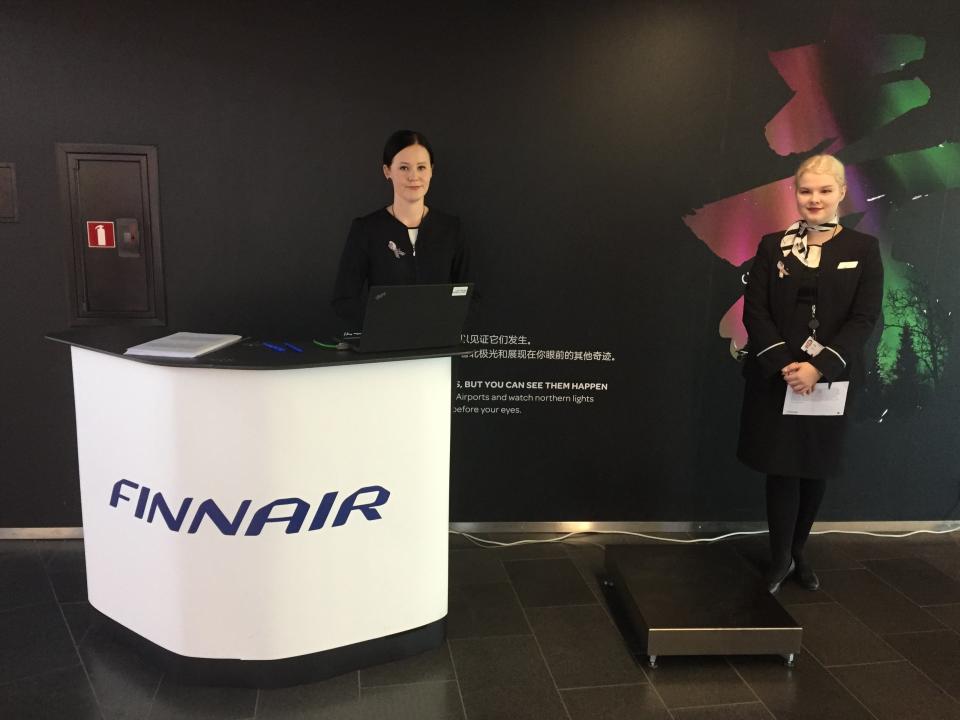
[0,527,84,539]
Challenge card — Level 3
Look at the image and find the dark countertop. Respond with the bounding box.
[46,327,468,370]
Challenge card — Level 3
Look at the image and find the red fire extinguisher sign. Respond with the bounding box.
[86,221,116,249]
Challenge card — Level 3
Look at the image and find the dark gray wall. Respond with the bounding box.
[2,0,959,526]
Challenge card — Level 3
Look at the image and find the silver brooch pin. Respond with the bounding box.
[777,260,789,278]
[387,240,405,259]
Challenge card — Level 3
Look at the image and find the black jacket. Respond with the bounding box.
[331,208,472,326]
[737,226,884,478]
[743,227,884,381]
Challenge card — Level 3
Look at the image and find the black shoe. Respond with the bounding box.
[766,559,795,595]
[793,556,820,591]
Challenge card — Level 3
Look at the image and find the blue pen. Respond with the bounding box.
[262,342,286,352]
[284,342,304,353]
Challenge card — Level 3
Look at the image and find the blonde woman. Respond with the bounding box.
[738,155,884,594]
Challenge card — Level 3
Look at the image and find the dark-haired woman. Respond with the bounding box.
[332,130,472,327]
[738,154,883,595]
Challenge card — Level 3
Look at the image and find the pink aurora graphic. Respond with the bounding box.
[683,22,930,357]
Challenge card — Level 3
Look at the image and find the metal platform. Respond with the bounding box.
[604,545,802,667]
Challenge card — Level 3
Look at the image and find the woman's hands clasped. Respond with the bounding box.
[782,362,822,395]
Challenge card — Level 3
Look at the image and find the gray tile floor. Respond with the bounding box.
[2,531,960,719]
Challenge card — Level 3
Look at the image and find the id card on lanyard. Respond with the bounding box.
[802,270,823,357]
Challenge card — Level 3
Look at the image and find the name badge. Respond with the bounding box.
[837,261,858,269]
[801,336,824,357]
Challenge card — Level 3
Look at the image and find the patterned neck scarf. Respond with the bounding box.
[780,217,838,268]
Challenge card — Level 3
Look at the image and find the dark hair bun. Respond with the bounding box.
[383,130,434,167]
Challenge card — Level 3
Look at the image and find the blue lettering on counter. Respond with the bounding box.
[108,479,391,535]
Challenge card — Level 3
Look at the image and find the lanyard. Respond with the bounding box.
[809,303,820,339]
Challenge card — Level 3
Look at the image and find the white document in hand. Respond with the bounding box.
[782,381,849,416]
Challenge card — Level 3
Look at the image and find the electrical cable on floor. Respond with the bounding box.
[449,525,960,549]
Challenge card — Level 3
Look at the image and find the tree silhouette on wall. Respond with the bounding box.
[885,279,953,391]
[888,324,922,413]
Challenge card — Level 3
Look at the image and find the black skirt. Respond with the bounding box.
[737,365,847,478]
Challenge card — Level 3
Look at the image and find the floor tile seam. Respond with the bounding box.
[798,640,904,670]
[0,660,84,689]
[881,627,954,637]
[847,553,930,562]
[823,593,946,636]
[448,579,519,590]
[446,626,472,720]
[818,662,884,720]
[794,595,910,662]
[796,646,883,715]
[919,600,960,609]
[252,688,261,718]
[828,654,960,709]
[726,660,775,719]
[821,658,908,669]
[0,559,45,579]
[854,555,916,570]
[523,601,602,610]
[41,543,86,565]
[59,598,95,647]
[864,628,936,670]
[76,624,94,648]
[862,562,959,612]
[557,679,649,692]
[858,639,960,709]
[507,574,574,720]
[500,551,574,560]
[592,586,620,627]
[359,677,460,691]
[861,548,960,561]
[527,584,643,686]
[904,666,960,707]
[783,599,836,608]
[0,598,60,615]
[864,558,960,607]
[561,541,606,553]
[447,631,535,644]
[668,699,772,712]
[814,564,866,571]
[449,582,515,590]
[635,669,674,717]
[142,670,164,719]
[802,586,836,602]
[44,569,107,720]
[58,594,87,650]
[565,550,609,604]
[594,582,656,686]
[454,541,567,552]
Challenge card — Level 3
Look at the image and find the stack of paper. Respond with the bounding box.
[125,332,243,359]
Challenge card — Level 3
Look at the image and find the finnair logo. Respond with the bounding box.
[109,479,390,536]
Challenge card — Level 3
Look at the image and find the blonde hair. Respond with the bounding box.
[795,154,846,188]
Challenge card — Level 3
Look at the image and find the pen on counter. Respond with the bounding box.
[262,342,287,352]
[283,341,304,353]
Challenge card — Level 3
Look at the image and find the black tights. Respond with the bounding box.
[766,475,826,569]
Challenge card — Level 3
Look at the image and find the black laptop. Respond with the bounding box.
[345,283,473,352]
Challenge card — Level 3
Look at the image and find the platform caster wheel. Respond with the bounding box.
[647,655,658,669]
[782,653,797,668]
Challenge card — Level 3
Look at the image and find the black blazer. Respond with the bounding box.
[332,208,472,326]
[743,227,884,382]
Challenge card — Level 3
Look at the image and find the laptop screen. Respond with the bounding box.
[350,283,473,352]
